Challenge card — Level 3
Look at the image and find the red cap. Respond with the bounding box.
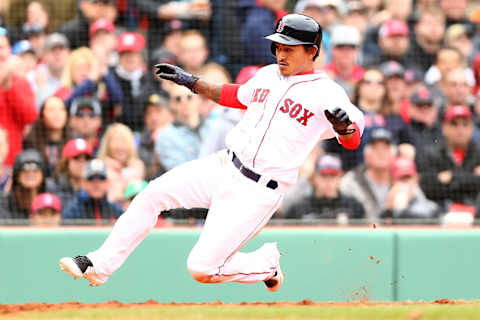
[443,105,473,122]
[116,32,146,53]
[391,157,417,179]
[31,193,62,213]
[315,154,343,175]
[62,139,93,158]
[89,19,115,37]
[379,20,409,38]
[235,65,261,84]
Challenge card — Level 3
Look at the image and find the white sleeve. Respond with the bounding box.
[323,83,365,139]
[237,74,257,106]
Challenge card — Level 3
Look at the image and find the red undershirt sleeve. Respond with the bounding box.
[339,123,361,150]
[219,84,248,110]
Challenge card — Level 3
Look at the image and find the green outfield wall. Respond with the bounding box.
[1,228,480,304]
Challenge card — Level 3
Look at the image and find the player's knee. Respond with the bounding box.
[187,254,215,283]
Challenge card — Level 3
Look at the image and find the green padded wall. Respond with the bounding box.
[1,228,478,304]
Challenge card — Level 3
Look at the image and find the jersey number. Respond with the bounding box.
[280,98,315,126]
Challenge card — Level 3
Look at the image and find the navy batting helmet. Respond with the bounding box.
[265,14,322,59]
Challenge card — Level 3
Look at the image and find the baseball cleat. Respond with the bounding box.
[59,256,106,286]
[264,263,284,292]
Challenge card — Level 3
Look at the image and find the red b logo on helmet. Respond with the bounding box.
[277,20,285,33]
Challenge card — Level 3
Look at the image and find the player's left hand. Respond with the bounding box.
[324,107,355,135]
[154,63,199,92]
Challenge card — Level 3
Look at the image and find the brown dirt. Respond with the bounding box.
[0,299,471,316]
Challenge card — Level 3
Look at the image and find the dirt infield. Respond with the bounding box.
[0,298,467,316]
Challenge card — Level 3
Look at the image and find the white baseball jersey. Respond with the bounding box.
[226,64,365,184]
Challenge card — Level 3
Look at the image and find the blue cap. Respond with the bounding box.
[12,40,34,55]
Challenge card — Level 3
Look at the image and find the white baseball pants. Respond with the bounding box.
[87,150,286,284]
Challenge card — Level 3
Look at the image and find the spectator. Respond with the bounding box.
[62,158,123,225]
[136,0,211,56]
[113,32,150,131]
[88,19,117,68]
[30,192,62,226]
[286,154,365,221]
[22,22,46,60]
[445,24,475,65]
[417,106,480,209]
[23,96,71,177]
[403,68,425,101]
[0,2,19,44]
[381,157,440,220]
[8,0,75,32]
[325,68,412,170]
[340,128,397,223]
[380,61,409,115]
[440,67,474,109]
[0,149,49,220]
[363,19,411,68]
[68,96,103,152]
[97,123,146,203]
[197,62,232,119]
[177,30,209,75]
[59,0,117,49]
[155,84,212,170]
[425,46,470,87]
[199,65,256,157]
[294,0,343,32]
[293,0,335,64]
[324,25,364,97]
[25,1,50,32]
[408,85,443,150]
[34,33,70,107]
[11,40,37,78]
[0,29,38,166]
[439,0,473,29]
[371,0,412,25]
[405,8,446,72]
[54,138,93,209]
[342,0,368,37]
[0,127,10,193]
[138,92,173,180]
[241,0,286,65]
[58,46,123,125]
[361,0,384,20]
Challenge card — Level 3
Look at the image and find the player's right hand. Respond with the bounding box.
[154,63,199,92]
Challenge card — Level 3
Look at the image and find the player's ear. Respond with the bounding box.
[308,45,318,60]
[305,45,318,60]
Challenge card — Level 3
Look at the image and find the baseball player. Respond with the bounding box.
[59,14,364,292]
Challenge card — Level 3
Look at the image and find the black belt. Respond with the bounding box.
[231,152,278,190]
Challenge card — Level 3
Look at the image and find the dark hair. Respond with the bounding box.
[23,98,72,173]
[11,149,47,212]
[352,68,391,115]
[302,44,320,61]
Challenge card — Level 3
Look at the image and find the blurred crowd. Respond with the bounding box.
[0,0,480,226]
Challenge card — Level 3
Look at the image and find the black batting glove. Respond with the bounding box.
[324,107,356,135]
[154,63,199,92]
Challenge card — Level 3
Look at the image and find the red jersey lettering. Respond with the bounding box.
[289,104,302,118]
[259,89,270,103]
[297,109,315,126]
[252,88,261,103]
[280,98,293,113]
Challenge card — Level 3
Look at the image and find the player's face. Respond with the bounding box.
[275,43,315,76]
